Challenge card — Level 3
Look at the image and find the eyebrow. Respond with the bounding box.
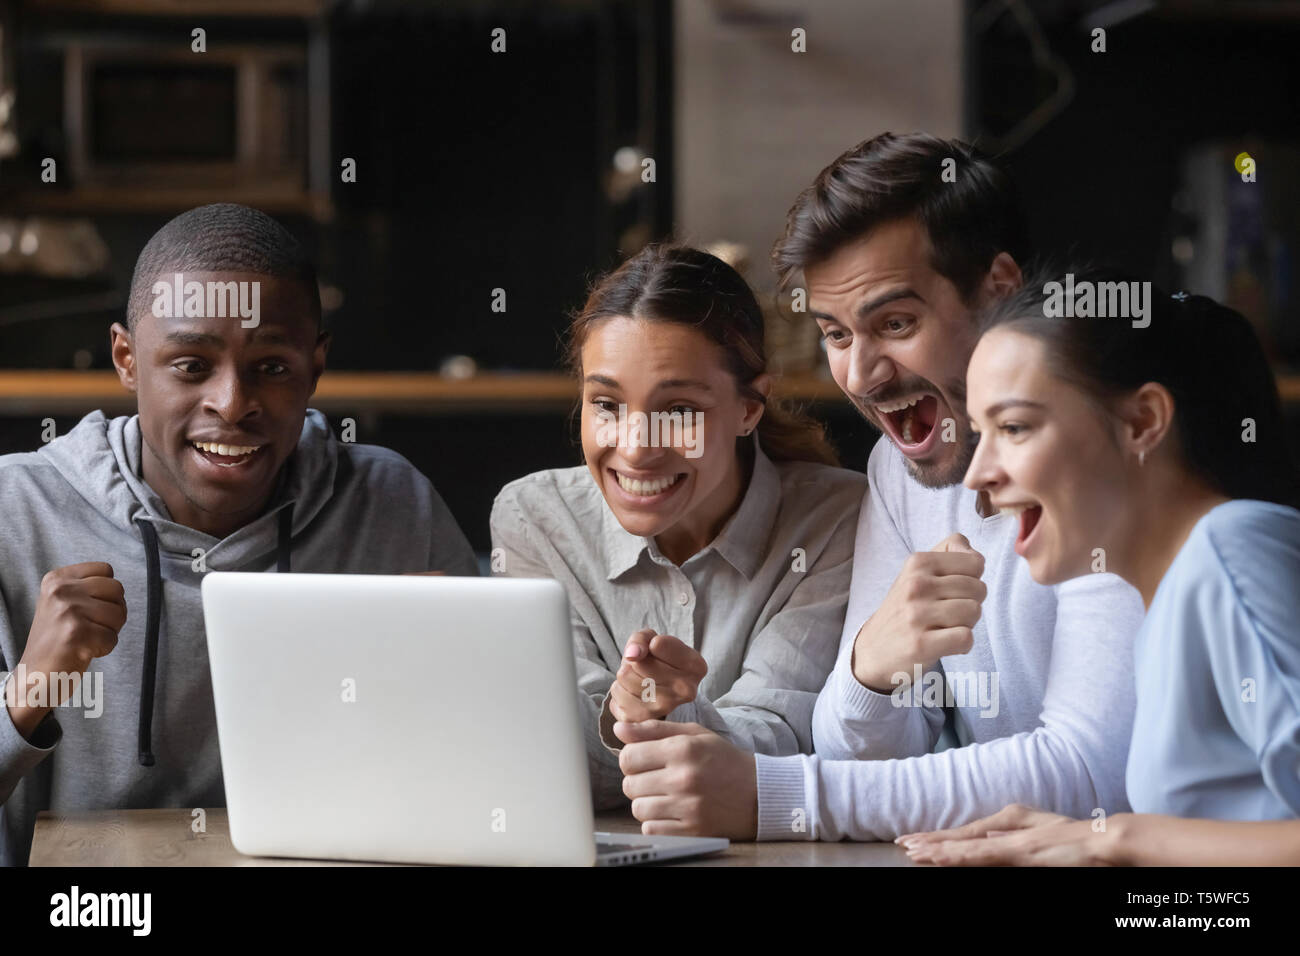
[162,330,224,347]
[583,374,713,392]
[984,398,1046,417]
[810,287,924,324]
[161,328,296,348]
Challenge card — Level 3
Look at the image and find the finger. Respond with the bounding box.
[622,657,693,701]
[919,625,975,659]
[57,562,115,580]
[932,532,974,553]
[630,795,683,823]
[614,662,653,700]
[74,595,129,633]
[70,623,120,665]
[918,574,988,602]
[614,719,706,745]
[79,576,127,604]
[908,834,1021,866]
[924,598,982,630]
[609,681,652,723]
[622,769,676,800]
[897,804,1035,847]
[622,629,656,662]
[642,818,697,837]
[618,737,674,775]
[646,635,707,676]
[919,550,985,578]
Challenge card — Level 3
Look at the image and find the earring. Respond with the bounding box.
[1138,450,1146,467]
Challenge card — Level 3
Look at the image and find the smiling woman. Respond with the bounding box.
[490,245,868,816]
[907,271,1300,866]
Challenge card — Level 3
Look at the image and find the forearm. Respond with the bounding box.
[1111,815,1300,866]
[688,691,806,755]
[811,656,943,760]
[814,726,1118,841]
[0,683,60,806]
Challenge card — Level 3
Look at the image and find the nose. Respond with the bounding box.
[843,341,894,400]
[202,365,261,425]
[963,431,1002,492]
[617,410,670,468]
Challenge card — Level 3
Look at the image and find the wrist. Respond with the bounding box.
[1103,813,1139,866]
[5,697,51,742]
[850,654,899,695]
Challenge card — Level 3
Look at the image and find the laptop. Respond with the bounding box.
[201,572,729,866]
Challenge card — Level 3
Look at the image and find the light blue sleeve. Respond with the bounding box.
[1201,505,1300,814]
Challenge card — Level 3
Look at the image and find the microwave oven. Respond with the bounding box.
[62,39,307,194]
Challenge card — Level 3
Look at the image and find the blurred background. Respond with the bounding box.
[0,0,1296,552]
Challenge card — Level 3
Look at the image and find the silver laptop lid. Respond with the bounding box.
[202,572,596,866]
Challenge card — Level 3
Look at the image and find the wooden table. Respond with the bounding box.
[29,808,915,867]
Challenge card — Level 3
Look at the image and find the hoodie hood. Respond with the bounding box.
[39,409,339,569]
[37,409,339,766]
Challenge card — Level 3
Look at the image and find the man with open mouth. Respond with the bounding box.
[0,204,477,866]
[613,132,1147,843]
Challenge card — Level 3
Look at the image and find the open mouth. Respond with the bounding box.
[999,502,1044,556]
[610,469,686,501]
[874,394,940,454]
[190,439,263,469]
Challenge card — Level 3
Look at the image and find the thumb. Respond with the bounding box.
[613,719,708,744]
[933,532,976,554]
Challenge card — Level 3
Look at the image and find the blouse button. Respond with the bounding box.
[678,592,690,605]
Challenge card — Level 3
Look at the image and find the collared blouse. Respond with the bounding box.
[490,438,866,808]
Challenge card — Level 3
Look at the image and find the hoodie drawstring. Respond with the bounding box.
[134,502,294,768]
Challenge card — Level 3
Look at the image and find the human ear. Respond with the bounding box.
[977,252,1023,306]
[1118,382,1176,462]
[110,322,138,393]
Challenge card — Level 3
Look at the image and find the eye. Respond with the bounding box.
[998,422,1028,437]
[259,361,289,376]
[668,404,697,416]
[589,398,619,414]
[820,327,849,347]
[171,359,207,375]
[882,315,915,335]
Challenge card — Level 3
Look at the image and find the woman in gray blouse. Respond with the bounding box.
[490,245,866,809]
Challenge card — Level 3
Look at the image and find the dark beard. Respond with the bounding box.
[901,428,978,489]
[856,376,976,489]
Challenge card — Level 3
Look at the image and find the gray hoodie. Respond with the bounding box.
[0,409,477,865]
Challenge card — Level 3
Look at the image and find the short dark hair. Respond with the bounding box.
[771,131,1030,301]
[978,267,1299,508]
[127,203,321,330]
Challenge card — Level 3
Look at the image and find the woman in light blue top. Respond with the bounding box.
[902,272,1300,865]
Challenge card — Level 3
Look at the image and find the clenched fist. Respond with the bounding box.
[5,562,127,739]
[609,629,708,722]
[851,533,986,693]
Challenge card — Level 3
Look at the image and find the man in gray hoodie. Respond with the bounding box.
[0,203,478,865]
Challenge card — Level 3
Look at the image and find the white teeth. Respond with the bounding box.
[875,396,921,414]
[998,504,1035,517]
[616,472,682,496]
[192,441,259,457]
